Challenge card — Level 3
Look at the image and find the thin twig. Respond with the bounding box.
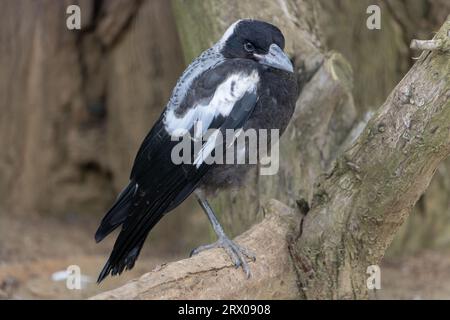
[410,39,443,51]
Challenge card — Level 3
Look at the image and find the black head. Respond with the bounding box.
[218,19,293,73]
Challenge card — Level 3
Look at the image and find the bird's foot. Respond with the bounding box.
[190,236,256,278]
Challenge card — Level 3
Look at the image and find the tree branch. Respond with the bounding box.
[410,39,444,51]
[91,200,303,299]
[292,17,450,299]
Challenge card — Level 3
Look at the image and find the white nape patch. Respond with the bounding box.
[164,70,260,137]
[217,20,242,48]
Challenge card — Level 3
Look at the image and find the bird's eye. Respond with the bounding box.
[244,42,255,53]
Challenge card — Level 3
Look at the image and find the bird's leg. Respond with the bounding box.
[191,192,256,278]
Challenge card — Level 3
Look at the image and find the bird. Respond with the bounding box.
[95,19,301,283]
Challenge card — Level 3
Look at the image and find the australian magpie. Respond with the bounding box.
[95,19,300,282]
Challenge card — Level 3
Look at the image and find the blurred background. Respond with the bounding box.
[0,0,449,299]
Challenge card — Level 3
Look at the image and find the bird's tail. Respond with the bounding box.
[96,202,165,283]
[96,165,206,283]
[95,182,136,243]
[97,237,146,283]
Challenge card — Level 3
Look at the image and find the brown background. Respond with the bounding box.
[0,0,449,299]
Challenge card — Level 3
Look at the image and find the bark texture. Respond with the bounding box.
[0,0,184,217]
[317,0,450,256]
[291,20,450,299]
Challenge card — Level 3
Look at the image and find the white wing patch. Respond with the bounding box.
[164,70,259,168]
[164,70,260,137]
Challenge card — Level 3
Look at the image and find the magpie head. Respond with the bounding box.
[218,19,294,73]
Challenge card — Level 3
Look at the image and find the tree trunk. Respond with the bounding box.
[316,0,450,256]
[0,0,184,218]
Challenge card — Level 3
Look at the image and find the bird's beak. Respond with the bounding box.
[254,44,294,73]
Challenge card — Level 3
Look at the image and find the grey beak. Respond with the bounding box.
[254,44,294,73]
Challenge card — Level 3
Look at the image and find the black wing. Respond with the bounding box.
[96,59,260,282]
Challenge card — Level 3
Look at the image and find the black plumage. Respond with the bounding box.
[96,19,300,282]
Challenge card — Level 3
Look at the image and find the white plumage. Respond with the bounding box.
[164,71,260,138]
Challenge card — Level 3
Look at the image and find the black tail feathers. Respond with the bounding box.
[95,183,136,243]
[97,238,146,283]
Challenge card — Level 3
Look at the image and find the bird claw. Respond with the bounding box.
[190,236,256,278]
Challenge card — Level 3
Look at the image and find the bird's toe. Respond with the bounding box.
[189,242,219,257]
[220,237,254,278]
[189,237,255,278]
[236,244,256,262]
